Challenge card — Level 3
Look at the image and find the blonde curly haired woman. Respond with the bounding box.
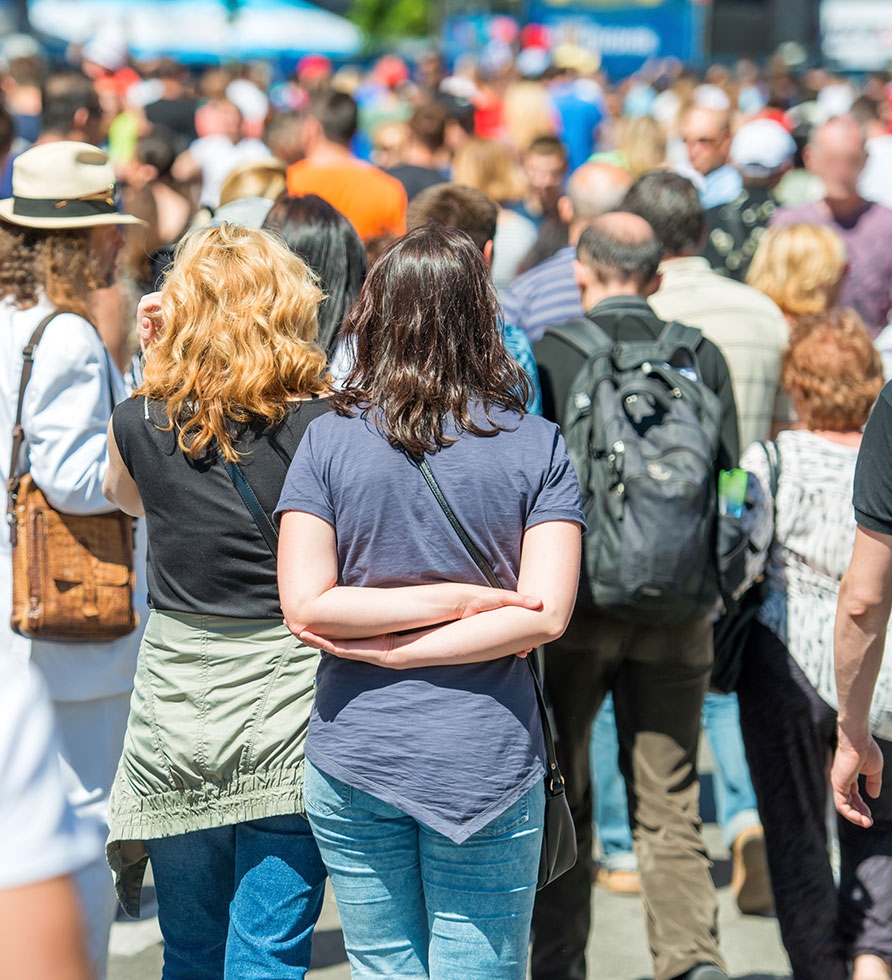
[101,224,333,979]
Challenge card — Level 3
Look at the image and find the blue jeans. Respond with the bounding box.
[702,691,761,848]
[305,759,544,979]
[591,693,637,871]
[145,814,327,980]
[591,691,760,858]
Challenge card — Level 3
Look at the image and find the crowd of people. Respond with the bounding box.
[5,26,892,980]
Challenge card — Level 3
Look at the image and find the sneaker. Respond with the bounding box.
[594,866,641,895]
[678,966,729,980]
[731,824,773,915]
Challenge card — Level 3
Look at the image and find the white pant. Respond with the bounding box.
[55,693,132,980]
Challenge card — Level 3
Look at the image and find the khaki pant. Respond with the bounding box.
[530,609,724,980]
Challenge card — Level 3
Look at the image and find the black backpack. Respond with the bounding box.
[551,317,725,626]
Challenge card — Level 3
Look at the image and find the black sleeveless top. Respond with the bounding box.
[113,395,332,618]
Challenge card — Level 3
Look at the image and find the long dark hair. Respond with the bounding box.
[262,194,367,355]
[335,224,530,457]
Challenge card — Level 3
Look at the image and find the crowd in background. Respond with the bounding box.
[6,20,892,980]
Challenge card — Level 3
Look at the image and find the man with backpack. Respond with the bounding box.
[531,211,738,980]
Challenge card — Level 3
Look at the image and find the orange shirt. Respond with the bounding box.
[286,159,407,242]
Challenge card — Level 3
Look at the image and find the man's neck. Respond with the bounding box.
[821,195,868,223]
[661,250,700,265]
[568,220,589,247]
[304,140,355,166]
[705,161,730,177]
[584,284,644,311]
[403,144,436,168]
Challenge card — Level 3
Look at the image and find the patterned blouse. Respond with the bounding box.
[742,429,892,739]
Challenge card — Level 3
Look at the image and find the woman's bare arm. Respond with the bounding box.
[297,519,582,668]
[278,511,544,639]
[102,416,144,517]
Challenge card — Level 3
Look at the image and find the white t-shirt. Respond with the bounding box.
[0,659,100,890]
[188,134,270,209]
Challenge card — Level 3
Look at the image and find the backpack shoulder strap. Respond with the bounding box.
[658,319,702,353]
[545,317,614,360]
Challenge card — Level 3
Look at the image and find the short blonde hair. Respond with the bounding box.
[452,137,527,205]
[746,223,847,317]
[137,223,328,461]
[218,158,287,206]
[782,308,883,431]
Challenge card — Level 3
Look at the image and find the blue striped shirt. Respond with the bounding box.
[501,246,584,343]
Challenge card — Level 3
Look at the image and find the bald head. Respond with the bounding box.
[682,105,732,176]
[590,211,656,246]
[576,211,662,294]
[805,114,868,207]
[811,114,866,153]
[560,162,634,242]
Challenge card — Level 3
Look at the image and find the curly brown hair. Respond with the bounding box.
[782,308,883,431]
[0,222,104,321]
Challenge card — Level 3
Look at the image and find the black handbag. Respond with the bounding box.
[416,458,578,890]
[711,440,780,694]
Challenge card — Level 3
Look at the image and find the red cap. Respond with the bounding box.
[374,55,410,89]
[296,54,333,81]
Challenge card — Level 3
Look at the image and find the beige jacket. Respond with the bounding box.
[650,257,791,452]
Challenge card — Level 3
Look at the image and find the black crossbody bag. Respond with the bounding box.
[416,458,577,890]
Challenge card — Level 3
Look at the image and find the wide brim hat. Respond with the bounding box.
[0,141,144,230]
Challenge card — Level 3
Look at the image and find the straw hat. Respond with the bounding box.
[0,141,144,230]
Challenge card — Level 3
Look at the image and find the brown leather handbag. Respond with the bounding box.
[6,311,138,641]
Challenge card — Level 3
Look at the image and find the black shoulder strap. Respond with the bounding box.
[659,319,702,353]
[417,457,564,790]
[545,317,614,360]
[759,440,782,500]
[218,450,279,556]
[418,459,500,588]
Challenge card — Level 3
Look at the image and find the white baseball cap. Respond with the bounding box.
[730,119,796,178]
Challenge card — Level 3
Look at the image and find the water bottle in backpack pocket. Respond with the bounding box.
[554,318,725,626]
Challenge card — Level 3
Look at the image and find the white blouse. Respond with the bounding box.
[0,297,148,702]
[742,429,892,739]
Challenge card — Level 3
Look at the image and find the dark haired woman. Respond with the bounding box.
[262,193,367,356]
[276,225,584,979]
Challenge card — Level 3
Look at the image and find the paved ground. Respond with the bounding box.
[107,822,792,980]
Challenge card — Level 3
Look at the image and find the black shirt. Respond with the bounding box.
[703,186,779,283]
[534,294,740,470]
[113,396,332,618]
[386,164,446,201]
[854,381,892,535]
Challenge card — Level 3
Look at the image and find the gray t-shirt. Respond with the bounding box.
[275,406,584,842]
